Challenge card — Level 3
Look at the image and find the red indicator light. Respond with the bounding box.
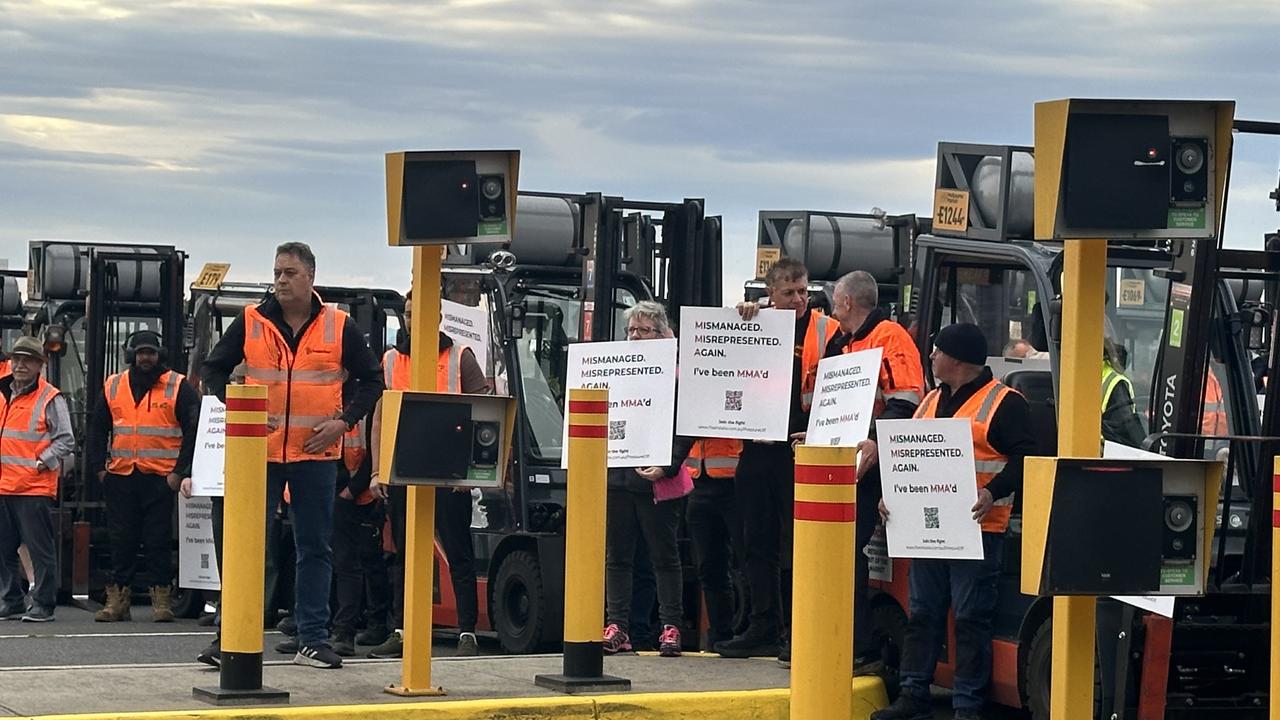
[1147,148,1158,159]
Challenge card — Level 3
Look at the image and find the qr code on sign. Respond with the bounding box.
[608,420,627,441]
[724,390,743,412]
[924,507,940,530]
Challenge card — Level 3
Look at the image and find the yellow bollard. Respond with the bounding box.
[193,385,288,705]
[535,388,630,693]
[387,245,447,697]
[790,445,858,720]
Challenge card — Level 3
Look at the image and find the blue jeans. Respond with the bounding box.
[900,532,1004,711]
[268,461,336,647]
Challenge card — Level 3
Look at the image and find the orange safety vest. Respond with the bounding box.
[1202,371,1226,437]
[0,359,10,379]
[839,318,925,417]
[799,309,839,411]
[0,376,61,497]
[242,302,348,463]
[683,438,743,479]
[915,378,1017,534]
[382,346,463,394]
[105,370,185,476]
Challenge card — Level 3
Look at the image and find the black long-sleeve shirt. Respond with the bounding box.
[929,367,1037,502]
[200,294,384,428]
[86,367,201,478]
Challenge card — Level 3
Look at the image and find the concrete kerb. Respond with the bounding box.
[21,678,888,720]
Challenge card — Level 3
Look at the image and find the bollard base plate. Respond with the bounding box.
[534,673,631,695]
[192,686,290,706]
[384,683,447,697]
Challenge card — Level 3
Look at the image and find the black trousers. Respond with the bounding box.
[331,497,391,637]
[0,496,57,611]
[103,472,174,588]
[686,476,744,643]
[854,468,883,657]
[388,485,478,633]
[735,443,794,637]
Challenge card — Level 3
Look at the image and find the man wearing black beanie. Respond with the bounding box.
[872,323,1037,720]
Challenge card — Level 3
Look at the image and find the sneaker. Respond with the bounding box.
[658,625,681,657]
[294,644,343,669]
[275,638,299,654]
[197,637,221,667]
[713,625,779,658]
[356,625,391,646]
[20,606,54,623]
[457,632,479,657]
[330,634,356,657]
[953,710,983,720]
[602,623,632,654]
[276,615,297,637]
[367,630,403,659]
[869,693,932,720]
[0,603,24,621]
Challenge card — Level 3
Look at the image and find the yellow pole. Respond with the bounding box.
[790,445,858,720]
[1052,239,1106,720]
[1271,456,1280,717]
[194,384,288,703]
[535,387,630,692]
[387,246,446,696]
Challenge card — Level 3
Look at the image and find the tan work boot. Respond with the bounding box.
[150,585,175,623]
[94,584,132,622]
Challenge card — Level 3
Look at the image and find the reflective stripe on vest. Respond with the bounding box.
[915,378,1015,533]
[0,377,60,497]
[382,347,462,394]
[684,438,742,479]
[105,370,186,476]
[800,311,837,410]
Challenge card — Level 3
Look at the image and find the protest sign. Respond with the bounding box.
[178,494,220,591]
[441,298,490,372]
[675,307,794,441]
[190,395,225,497]
[877,417,984,560]
[562,337,677,468]
[806,348,882,446]
[866,524,892,582]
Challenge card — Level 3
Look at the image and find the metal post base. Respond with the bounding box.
[384,684,447,697]
[192,686,290,706]
[534,673,631,694]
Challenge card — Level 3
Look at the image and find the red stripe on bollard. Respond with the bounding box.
[225,398,269,412]
[568,400,610,414]
[794,463,856,485]
[1273,474,1280,493]
[225,423,269,438]
[568,424,608,439]
[1273,509,1280,529]
[794,500,856,523]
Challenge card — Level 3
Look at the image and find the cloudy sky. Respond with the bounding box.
[2,0,1279,297]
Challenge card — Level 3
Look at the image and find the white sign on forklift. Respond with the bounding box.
[190,395,226,496]
[561,337,677,468]
[675,306,794,441]
[877,417,985,560]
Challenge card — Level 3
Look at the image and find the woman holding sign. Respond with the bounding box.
[602,302,694,658]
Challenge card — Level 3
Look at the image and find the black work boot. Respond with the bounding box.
[713,624,780,658]
[869,692,932,720]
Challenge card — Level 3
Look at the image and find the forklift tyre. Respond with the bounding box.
[1025,620,1101,720]
[493,550,547,655]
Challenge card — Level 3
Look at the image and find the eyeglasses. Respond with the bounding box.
[626,326,660,337]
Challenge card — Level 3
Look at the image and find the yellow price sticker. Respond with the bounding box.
[1119,278,1145,306]
[756,247,782,279]
[933,189,970,233]
[192,262,231,290]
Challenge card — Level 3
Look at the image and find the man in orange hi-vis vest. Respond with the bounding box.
[872,324,1037,720]
[87,330,200,624]
[0,336,76,623]
[195,242,384,670]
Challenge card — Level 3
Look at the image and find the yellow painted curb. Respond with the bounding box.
[24,678,887,720]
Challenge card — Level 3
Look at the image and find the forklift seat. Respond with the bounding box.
[1002,368,1057,458]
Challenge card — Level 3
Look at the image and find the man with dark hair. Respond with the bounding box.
[87,330,200,623]
[716,257,838,659]
[196,242,384,669]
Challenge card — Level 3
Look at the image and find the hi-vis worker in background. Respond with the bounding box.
[197,242,384,670]
[368,286,489,660]
[1101,339,1147,448]
[87,330,200,623]
[720,257,838,661]
[0,336,76,623]
[872,323,1037,720]
[799,270,925,674]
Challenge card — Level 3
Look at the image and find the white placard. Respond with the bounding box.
[561,338,677,468]
[805,348,883,447]
[675,307,795,441]
[178,494,220,591]
[866,523,892,582]
[441,299,490,372]
[878,418,984,560]
[190,396,226,497]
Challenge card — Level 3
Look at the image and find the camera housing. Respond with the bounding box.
[386,150,519,246]
[381,390,516,489]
